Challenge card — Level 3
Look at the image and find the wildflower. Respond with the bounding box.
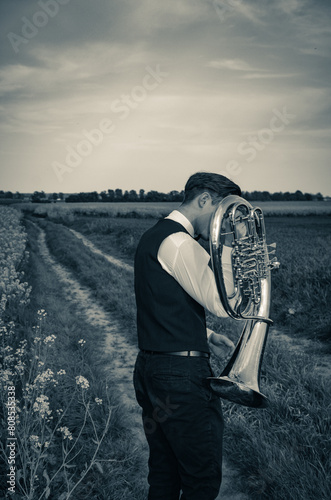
[58,426,73,440]
[33,394,52,419]
[15,361,25,375]
[15,348,25,357]
[0,369,14,385]
[78,339,86,345]
[2,352,15,365]
[57,369,66,376]
[44,335,56,344]
[34,369,55,386]
[29,435,42,449]
[16,340,27,356]
[288,308,296,315]
[95,398,103,405]
[75,375,90,389]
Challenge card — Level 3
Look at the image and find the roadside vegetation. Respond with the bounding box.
[0,208,147,500]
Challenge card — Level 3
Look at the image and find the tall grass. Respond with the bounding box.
[0,212,147,499]
[217,339,331,499]
[265,217,331,347]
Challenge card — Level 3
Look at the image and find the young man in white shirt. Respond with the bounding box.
[134,172,241,500]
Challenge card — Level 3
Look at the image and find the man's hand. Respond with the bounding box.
[236,221,247,239]
[208,331,235,360]
[222,217,248,246]
[221,218,233,247]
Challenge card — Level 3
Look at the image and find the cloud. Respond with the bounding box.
[276,0,306,15]
[242,72,298,80]
[0,64,33,93]
[206,58,258,71]
[232,1,266,24]
[0,0,330,195]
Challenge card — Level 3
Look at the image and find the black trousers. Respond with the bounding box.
[133,351,224,500]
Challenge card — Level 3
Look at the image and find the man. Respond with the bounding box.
[133,172,242,500]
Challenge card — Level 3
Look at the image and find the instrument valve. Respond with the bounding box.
[269,259,280,270]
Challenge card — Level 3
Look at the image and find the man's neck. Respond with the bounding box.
[176,204,199,235]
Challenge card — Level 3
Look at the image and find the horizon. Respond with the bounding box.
[1,187,328,198]
[1,1,331,196]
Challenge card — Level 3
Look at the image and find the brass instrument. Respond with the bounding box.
[208,195,279,408]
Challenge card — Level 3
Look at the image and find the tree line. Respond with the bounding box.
[0,189,326,203]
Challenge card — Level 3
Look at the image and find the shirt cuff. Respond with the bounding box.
[207,328,213,339]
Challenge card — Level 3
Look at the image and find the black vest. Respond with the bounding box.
[134,218,208,352]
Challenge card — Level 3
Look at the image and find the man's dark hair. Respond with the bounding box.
[182,172,241,204]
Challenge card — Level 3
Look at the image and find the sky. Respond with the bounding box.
[0,0,330,196]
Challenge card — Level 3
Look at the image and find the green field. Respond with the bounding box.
[1,205,331,499]
[18,200,331,220]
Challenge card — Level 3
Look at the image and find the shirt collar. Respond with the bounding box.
[165,210,195,237]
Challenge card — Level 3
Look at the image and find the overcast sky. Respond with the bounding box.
[0,0,330,195]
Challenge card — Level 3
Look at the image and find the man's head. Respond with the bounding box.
[180,172,241,240]
[182,172,241,204]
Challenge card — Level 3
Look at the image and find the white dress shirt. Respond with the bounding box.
[157,210,235,324]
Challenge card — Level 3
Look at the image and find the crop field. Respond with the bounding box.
[1,204,330,499]
[18,200,331,220]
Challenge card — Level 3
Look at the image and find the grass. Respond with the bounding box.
[218,338,331,499]
[23,213,331,499]
[0,218,147,500]
[265,217,331,347]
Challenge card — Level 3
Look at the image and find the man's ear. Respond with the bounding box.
[197,191,211,208]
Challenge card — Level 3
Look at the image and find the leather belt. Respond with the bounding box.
[142,350,210,358]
